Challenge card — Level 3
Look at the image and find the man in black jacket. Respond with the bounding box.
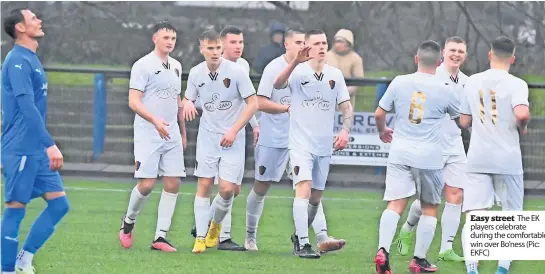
[253,21,286,74]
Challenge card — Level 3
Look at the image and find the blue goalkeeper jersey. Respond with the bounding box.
[2,44,52,155]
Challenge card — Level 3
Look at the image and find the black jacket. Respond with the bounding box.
[253,42,285,75]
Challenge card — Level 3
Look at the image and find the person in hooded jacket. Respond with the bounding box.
[325,29,364,109]
[253,21,286,74]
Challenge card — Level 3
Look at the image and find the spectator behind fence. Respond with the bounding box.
[253,21,286,74]
[325,29,364,109]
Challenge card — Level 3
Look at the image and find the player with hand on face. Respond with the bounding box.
[118,21,186,253]
[1,8,70,274]
[458,36,530,274]
[374,40,461,274]
[181,30,258,254]
[394,36,468,262]
[244,28,346,254]
[273,29,353,259]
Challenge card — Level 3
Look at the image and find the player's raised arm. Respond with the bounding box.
[273,46,312,89]
[234,73,259,133]
[257,62,290,114]
[258,95,290,114]
[375,78,396,143]
[512,81,531,134]
[181,68,199,121]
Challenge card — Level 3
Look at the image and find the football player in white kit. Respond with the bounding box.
[458,36,530,274]
[119,21,186,252]
[209,25,260,251]
[181,30,258,254]
[190,27,259,246]
[273,29,353,259]
[374,40,460,274]
[394,36,468,262]
[244,28,346,254]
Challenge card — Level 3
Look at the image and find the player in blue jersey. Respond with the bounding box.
[1,8,70,274]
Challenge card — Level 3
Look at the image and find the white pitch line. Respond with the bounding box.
[63,186,545,209]
[64,186,381,203]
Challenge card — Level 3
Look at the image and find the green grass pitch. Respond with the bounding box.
[5,179,545,273]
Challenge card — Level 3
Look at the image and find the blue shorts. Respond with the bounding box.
[2,154,64,204]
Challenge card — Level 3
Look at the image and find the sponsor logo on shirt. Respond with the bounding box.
[302,91,330,111]
[203,93,232,112]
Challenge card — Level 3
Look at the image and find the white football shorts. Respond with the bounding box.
[384,163,444,205]
[255,145,290,183]
[463,173,524,212]
[289,149,330,191]
[442,153,468,189]
[194,128,245,184]
[134,140,186,179]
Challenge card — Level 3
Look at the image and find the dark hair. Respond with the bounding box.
[305,29,325,40]
[152,21,177,35]
[418,40,441,52]
[285,28,305,38]
[3,8,27,39]
[445,36,466,46]
[417,40,441,66]
[491,36,515,59]
[220,25,242,38]
[199,29,220,42]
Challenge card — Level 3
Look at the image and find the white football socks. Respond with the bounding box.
[293,198,310,246]
[194,196,210,238]
[246,188,265,240]
[440,202,461,253]
[378,209,400,253]
[125,186,150,224]
[414,215,437,259]
[401,199,422,233]
[154,190,178,240]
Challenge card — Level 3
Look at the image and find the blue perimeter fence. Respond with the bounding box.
[43,67,545,162]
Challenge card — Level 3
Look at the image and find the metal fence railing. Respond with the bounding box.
[43,67,545,179]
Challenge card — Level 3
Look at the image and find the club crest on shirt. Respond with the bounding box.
[329,80,335,89]
[223,78,231,88]
[174,68,180,77]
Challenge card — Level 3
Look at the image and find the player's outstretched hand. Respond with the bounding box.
[181,100,198,121]
[253,126,260,147]
[294,46,313,64]
[379,127,394,143]
[153,118,170,140]
[333,128,350,151]
[47,145,64,171]
[220,128,237,148]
